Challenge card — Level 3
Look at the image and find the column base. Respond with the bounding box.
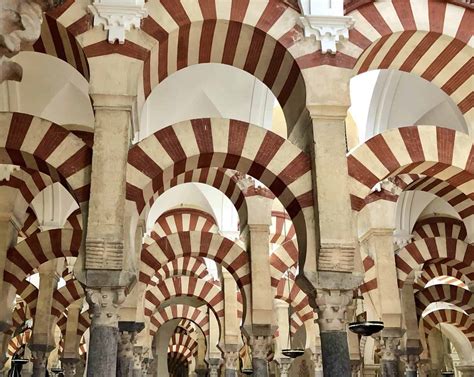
[87,326,119,377]
[320,332,351,377]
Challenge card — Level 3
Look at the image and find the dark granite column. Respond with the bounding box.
[249,336,272,377]
[379,335,401,377]
[315,289,353,377]
[86,288,126,377]
[224,350,239,377]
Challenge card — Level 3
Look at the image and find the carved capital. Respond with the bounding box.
[85,287,126,327]
[311,352,323,371]
[85,238,124,270]
[400,354,419,372]
[62,359,78,377]
[315,289,352,332]
[278,358,292,377]
[249,336,272,360]
[208,358,221,377]
[378,336,401,361]
[133,346,143,370]
[88,0,148,44]
[224,351,239,371]
[31,350,49,369]
[118,330,136,359]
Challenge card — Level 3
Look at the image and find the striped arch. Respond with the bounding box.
[10,302,31,334]
[127,118,313,265]
[7,329,31,357]
[395,237,474,288]
[275,274,314,322]
[21,208,40,238]
[51,279,85,317]
[144,276,224,325]
[348,126,473,211]
[414,263,471,291]
[0,113,92,205]
[422,308,474,345]
[177,319,195,335]
[412,217,468,241]
[360,255,376,294]
[393,175,474,221]
[149,304,209,337]
[169,333,198,354]
[153,257,210,283]
[344,1,472,116]
[415,284,473,316]
[270,239,298,287]
[16,280,39,317]
[168,344,194,364]
[3,229,82,290]
[151,208,218,239]
[141,231,250,288]
[140,0,309,135]
[27,0,89,79]
[270,211,296,245]
[142,168,249,232]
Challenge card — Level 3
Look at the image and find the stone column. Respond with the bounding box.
[0,218,18,333]
[379,333,402,377]
[62,359,79,377]
[86,288,126,377]
[311,351,323,377]
[117,322,143,377]
[31,349,49,377]
[315,288,353,377]
[400,354,419,377]
[278,358,292,377]
[249,335,272,377]
[223,350,239,377]
[208,358,221,377]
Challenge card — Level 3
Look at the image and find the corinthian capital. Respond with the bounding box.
[315,288,352,332]
[85,287,126,327]
[249,336,273,360]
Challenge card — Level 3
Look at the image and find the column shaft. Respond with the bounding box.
[249,336,271,377]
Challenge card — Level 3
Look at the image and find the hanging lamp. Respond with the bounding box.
[348,291,384,337]
[281,270,305,359]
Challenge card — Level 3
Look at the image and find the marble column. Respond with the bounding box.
[223,351,239,377]
[379,334,401,377]
[311,352,323,377]
[208,358,221,377]
[315,289,353,377]
[278,358,292,377]
[249,336,272,377]
[31,349,49,377]
[86,288,126,377]
[62,358,79,377]
[117,322,144,377]
[400,354,419,377]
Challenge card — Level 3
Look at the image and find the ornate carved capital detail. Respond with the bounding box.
[31,350,49,369]
[315,288,352,332]
[224,351,239,371]
[118,331,136,359]
[249,336,272,360]
[85,287,126,327]
[378,336,401,361]
[85,238,124,270]
[208,358,221,377]
[62,360,77,377]
[279,358,292,376]
[133,346,143,370]
[88,0,148,44]
[311,352,323,371]
[400,354,419,372]
[318,243,356,272]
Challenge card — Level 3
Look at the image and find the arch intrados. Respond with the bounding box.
[415,284,473,315]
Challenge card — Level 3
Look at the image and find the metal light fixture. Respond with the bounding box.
[281,270,305,359]
[10,358,29,377]
[349,291,384,337]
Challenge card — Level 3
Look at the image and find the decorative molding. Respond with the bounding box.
[85,238,123,269]
[299,15,354,54]
[88,0,148,44]
[315,288,352,332]
[378,335,401,361]
[318,242,355,272]
[85,288,126,327]
[224,351,239,371]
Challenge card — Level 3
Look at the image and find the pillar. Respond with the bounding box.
[117,322,144,377]
[31,349,49,377]
[223,350,238,377]
[249,335,272,377]
[62,299,83,376]
[208,358,221,377]
[0,218,18,333]
[379,333,402,377]
[62,359,79,377]
[132,346,144,377]
[311,351,323,377]
[315,288,353,377]
[278,358,292,377]
[85,288,126,377]
[401,354,419,377]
